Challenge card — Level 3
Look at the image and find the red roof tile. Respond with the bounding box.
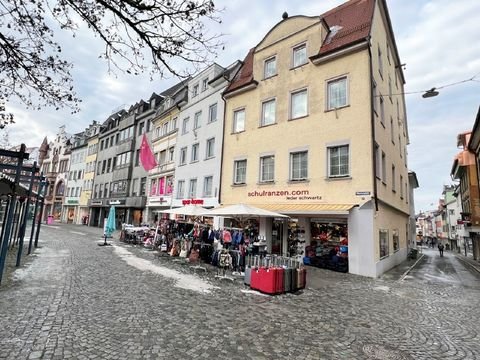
[318,0,374,56]
[224,48,255,95]
[225,0,375,96]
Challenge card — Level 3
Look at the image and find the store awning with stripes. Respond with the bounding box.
[255,203,356,216]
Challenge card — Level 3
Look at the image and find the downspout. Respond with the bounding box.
[367,35,379,212]
[218,93,227,205]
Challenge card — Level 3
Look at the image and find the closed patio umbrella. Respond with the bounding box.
[100,206,116,246]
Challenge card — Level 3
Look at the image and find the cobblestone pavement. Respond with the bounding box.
[1,224,479,360]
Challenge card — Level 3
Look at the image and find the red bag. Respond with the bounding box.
[250,269,260,290]
[274,267,284,294]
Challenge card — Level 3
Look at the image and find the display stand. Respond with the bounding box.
[98,234,112,247]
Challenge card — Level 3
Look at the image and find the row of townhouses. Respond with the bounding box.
[34,0,419,277]
[420,109,480,262]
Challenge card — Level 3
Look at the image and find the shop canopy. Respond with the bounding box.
[0,172,29,197]
[256,203,355,216]
[203,203,289,219]
[158,204,211,217]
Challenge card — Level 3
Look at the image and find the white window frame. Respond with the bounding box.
[392,165,396,192]
[260,155,275,183]
[290,88,308,119]
[177,180,185,199]
[290,151,308,181]
[261,98,276,127]
[233,159,247,185]
[326,76,348,110]
[292,43,307,68]
[233,108,245,133]
[192,83,199,97]
[194,111,202,129]
[327,145,350,178]
[206,138,215,159]
[203,176,213,197]
[380,96,385,126]
[378,46,383,78]
[379,229,389,258]
[264,56,277,79]
[202,78,209,92]
[191,143,199,162]
[188,178,197,198]
[180,147,187,165]
[381,151,386,182]
[182,117,189,135]
[208,103,217,123]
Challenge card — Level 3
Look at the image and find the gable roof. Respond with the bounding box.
[224,0,375,96]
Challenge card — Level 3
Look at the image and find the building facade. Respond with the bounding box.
[451,131,480,260]
[40,125,72,222]
[220,0,410,277]
[145,82,187,223]
[172,62,241,210]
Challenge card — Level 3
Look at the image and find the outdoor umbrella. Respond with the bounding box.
[100,205,116,246]
[203,203,288,219]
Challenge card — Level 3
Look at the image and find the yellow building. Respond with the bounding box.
[221,0,409,277]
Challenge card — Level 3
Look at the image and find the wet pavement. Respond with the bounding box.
[0,224,479,359]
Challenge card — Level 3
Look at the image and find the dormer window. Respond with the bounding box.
[264,56,276,79]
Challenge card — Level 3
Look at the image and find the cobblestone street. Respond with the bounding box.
[1,224,479,359]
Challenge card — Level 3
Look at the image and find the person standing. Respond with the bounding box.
[438,243,444,257]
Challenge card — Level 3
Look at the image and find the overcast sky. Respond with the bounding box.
[4,0,480,213]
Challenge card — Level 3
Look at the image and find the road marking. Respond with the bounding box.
[399,253,425,282]
[70,231,86,236]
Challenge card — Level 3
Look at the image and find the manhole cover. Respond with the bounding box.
[363,344,411,360]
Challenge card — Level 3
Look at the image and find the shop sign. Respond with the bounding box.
[109,199,126,205]
[67,199,79,204]
[355,191,371,196]
[247,189,321,201]
[91,200,103,206]
[182,199,204,205]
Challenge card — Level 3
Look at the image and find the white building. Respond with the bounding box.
[172,62,241,208]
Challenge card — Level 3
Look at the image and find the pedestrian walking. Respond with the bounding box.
[438,243,444,257]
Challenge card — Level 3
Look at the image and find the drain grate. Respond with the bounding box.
[363,344,412,360]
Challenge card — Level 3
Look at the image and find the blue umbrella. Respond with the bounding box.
[100,206,116,246]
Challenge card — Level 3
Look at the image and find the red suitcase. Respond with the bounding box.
[258,267,276,294]
[274,267,284,294]
[250,257,261,290]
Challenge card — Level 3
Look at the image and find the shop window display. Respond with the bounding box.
[304,221,348,273]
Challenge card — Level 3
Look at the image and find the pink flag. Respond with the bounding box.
[139,134,157,171]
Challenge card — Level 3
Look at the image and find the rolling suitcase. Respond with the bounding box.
[250,257,261,290]
[296,261,307,290]
[290,259,298,291]
[273,257,284,294]
[259,267,276,294]
[283,257,292,293]
[244,255,252,285]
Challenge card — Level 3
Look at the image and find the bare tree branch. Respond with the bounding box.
[0,0,223,129]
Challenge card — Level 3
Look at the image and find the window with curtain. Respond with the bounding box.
[328,145,349,177]
[292,43,307,67]
[327,77,347,110]
[264,56,276,78]
[260,156,275,182]
[233,109,245,133]
[290,151,307,180]
[261,99,276,126]
[290,89,308,119]
[234,160,247,184]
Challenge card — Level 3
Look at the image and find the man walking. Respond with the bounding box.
[438,243,444,257]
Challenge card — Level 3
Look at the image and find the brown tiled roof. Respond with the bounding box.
[225,0,375,96]
[317,0,374,56]
[224,48,255,95]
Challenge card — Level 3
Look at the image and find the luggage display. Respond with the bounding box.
[244,255,252,285]
[248,256,305,295]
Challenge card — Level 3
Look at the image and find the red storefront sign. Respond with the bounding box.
[182,199,204,205]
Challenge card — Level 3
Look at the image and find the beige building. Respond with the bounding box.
[221,0,410,277]
[80,125,101,225]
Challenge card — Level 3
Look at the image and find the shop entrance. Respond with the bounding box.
[132,209,142,225]
[305,218,348,273]
[271,220,284,255]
